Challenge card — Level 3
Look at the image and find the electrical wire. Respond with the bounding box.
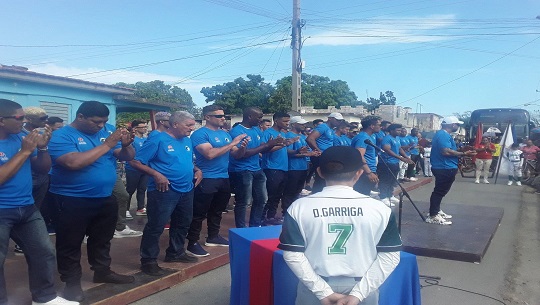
[420,278,507,305]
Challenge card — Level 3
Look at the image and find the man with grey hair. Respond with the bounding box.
[130,111,203,276]
[149,111,171,137]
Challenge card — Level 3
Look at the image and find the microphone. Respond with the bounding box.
[364,139,384,152]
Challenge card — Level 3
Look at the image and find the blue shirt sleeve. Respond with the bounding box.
[135,136,160,165]
[190,128,208,148]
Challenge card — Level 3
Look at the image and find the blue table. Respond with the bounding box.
[229,226,421,305]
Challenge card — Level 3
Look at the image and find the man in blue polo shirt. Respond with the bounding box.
[185,105,246,257]
[282,116,320,212]
[306,112,344,193]
[229,107,283,228]
[427,116,476,225]
[406,128,420,182]
[378,124,413,207]
[397,128,411,181]
[125,119,149,217]
[0,99,79,305]
[375,121,391,148]
[130,111,203,276]
[261,112,298,225]
[352,116,382,196]
[48,101,135,302]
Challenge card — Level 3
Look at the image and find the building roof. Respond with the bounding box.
[0,64,134,95]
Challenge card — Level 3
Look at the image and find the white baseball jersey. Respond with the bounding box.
[278,185,402,278]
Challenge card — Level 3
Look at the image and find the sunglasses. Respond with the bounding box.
[1,115,25,121]
[207,114,225,118]
[39,115,49,121]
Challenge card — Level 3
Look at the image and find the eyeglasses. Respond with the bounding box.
[207,114,225,118]
[136,126,148,129]
[1,115,25,121]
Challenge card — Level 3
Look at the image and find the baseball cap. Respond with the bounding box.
[319,146,364,175]
[328,112,344,120]
[289,116,308,124]
[155,112,171,121]
[441,116,464,125]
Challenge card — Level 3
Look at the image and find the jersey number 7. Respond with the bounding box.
[328,223,354,255]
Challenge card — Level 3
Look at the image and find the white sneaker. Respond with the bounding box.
[32,296,79,305]
[126,211,133,219]
[425,214,452,225]
[507,181,513,186]
[438,210,452,219]
[474,179,480,184]
[483,179,490,184]
[114,226,143,238]
[409,177,418,181]
[516,181,522,186]
[380,198,395,207]
[389,196,400,204]
[369,190,380,197]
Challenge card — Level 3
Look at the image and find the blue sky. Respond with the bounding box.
[1,0,540,117]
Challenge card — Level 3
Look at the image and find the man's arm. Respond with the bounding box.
[0,132,40,185]
[382,144,408,163]
[283,251,336,301]
[356,147,378,183]
[196,133,246,160]
[129,160,171,192]
[306,130,322,151]
[243,137,283,158]
[30,127,52,174]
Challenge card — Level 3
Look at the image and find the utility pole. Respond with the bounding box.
[291,0,302,112]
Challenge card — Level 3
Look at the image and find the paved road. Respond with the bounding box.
[133,176,539,305]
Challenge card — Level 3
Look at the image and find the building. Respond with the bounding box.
[0,65,172,125]
[409,113,444,132]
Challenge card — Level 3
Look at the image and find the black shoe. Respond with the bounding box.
[164,252,198,263]
[93,271,135,284]
[63,282,84,302]
[141,263,165,276]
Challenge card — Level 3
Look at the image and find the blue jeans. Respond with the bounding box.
[140,189,194,265]
[429,168,458,216]
[377,162,400,199]
[0,205,57,305]
[229,170,268,228]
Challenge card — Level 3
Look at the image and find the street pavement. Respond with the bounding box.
[133,176,540,305]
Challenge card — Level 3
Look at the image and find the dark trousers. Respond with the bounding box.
[50,194,117,283]
[353,172,376,196]
[32,174,49,210]
[187,178,231,243]
[262,169,288,219]
[406,154,420,178]
[125,169,148,211]
[310,156,326,193]
[141,189,194,265]
[429,168,458,216]
[377,162,399,199]
[282,170,307,214]
[0,205,57,304]
[112,175,129,231]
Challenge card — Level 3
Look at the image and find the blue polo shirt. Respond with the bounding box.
[125,135,146,171]
[352,131,377,172]
[191,127,231,179]
[229,124,261,172]
[407,135,419,155]
[380,134,401,165]
[398,136,410,156]
[135,131,194,193]
[262,128,288,171]
[375,130,386,148]
[333,134,352,146]
[0,133,36,208]
[49,125,119,198]
[431,130,458,169]
[286,132,309,171]
[313,123,334,151]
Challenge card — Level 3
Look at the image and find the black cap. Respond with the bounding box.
[319,146,364,175]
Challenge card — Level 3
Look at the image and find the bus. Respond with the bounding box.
[468,108,532,142]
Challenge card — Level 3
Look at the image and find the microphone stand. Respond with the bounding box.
[373,148,426,234]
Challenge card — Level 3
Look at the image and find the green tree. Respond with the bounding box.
[201,74,274,114]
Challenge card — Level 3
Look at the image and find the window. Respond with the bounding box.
[40,101,70,122]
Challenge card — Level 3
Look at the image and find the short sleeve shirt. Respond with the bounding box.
[407,135,419,155]
[0,133,36,208]
[333,134,352,146]
[380,135,401,165]
[398,136,410,156]
[49,125,119,198]
[261,128,288,171]
[278,185,402,277]
[125,135,146,171]
[314,123,334,151]
[135,131,194,193]
[228,124,261,172]
[286,131,309,171]
[430,130,458,169]
[352,132,377,172]
[191,127,232,179]
[375,130,386,148]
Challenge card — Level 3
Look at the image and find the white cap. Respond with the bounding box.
[441,116,464,125]
[328,112,344,120]
[289,116,308,124]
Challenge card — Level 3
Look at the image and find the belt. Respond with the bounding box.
[320,276,362,282]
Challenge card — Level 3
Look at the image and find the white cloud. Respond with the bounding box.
[303,14,457,47]
[29,64,211,106]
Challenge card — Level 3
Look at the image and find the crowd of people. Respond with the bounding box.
[6,96,537,304]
